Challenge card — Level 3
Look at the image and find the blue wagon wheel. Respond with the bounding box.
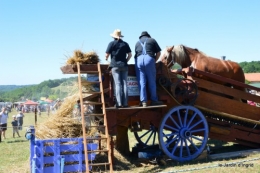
[134,124,158,147]
[158,105,208,162]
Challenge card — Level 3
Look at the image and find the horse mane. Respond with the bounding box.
[183,45,208,56]
[173,45,188,66]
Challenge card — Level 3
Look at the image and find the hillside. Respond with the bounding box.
[0,77,78,102]
[51,81,79,99]
[0,85,33,92]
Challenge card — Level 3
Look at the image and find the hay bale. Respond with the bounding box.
[66,50,99,65]
[35,94,98,139]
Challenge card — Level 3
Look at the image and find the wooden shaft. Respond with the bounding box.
[76,62,89,173]
[98,62,113,172]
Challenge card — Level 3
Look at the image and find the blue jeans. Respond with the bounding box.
[135,55,158,102]
[112,66,128,106]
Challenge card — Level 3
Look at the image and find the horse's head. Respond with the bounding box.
[157,45,189,68]
[157,46,175,68]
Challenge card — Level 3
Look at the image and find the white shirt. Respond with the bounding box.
[16,113,24,118]
[0,112,8,124]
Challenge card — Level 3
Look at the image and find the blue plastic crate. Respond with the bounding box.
[29,136,98,173]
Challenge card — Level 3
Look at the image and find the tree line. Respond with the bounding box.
[239,61,260,73]
[0,77,77,102]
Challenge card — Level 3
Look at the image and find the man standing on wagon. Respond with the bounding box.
[105,29,132,108]
[134,31,163,107]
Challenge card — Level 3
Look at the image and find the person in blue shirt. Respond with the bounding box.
[11,115,20,138]
[105,29,132,108]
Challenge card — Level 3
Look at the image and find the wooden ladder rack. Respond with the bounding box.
[77,62,113,173]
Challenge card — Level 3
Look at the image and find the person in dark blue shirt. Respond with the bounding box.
[135,31,163,107]
[105,29,132,108]
[11,115,20,138]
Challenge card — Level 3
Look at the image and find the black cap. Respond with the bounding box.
[139,31,151,39]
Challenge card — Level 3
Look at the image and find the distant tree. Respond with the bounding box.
[239,61,260,73]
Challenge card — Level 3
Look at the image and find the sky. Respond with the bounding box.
[0,0,259,85]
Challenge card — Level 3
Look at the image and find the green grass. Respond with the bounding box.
[0,110,50,173]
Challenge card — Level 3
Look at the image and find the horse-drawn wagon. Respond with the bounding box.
[60,45,260,164]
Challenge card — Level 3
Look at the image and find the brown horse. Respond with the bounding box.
[157,45,247,104]
[158,45,245,85]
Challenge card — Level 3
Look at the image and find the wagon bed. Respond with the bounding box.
[61,63,260,162]
[173,67,260,148]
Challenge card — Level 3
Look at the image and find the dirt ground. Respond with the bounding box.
[90,140,260,173]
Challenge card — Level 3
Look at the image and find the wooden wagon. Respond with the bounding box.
[61,62,260,164]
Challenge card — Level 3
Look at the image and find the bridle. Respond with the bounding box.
[166,46,174,68]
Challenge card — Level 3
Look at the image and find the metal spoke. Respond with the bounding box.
[184,139,191,157]
[171,138,181,155]
[177,109,183,127]
[187,137,198,151]
[138,129,152,139]
[188,119,203,130]
[163,132,179,139]
[153,131,156,145]
[183,108,188,127]
[186,112,197,128]
[190,128,206,133]
[144,131,154,145]
[169,115,180,129]
[165,135,179,148]
[192,135,203,142]
[164,124,179,132]
[179,138,183,158]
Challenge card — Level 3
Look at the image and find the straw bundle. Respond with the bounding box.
[66,50,100,65]
[35,94,98,139]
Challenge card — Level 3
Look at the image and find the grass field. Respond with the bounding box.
[1,110,260,173]
[0,110,49,173]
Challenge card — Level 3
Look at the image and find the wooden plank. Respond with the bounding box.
[210,125,230,135]
[192,68,260,92]
[207,118,260,147]
[194,76,260,103]
[195,91,260,121]
[60,64,109,74]
[83,101,102,105]
[105,105,167,110]
[231,128,260,144]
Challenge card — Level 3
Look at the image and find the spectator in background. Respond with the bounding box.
[0,115,1,142]
[21,105,25,113]
[0,107,9,139]
[77,100,81,113]
[11,115,20,138]
[16,111,25,130]
[37,105,41,116]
